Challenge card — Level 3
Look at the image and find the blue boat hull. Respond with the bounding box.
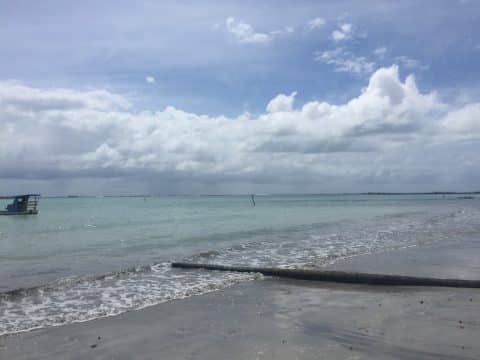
[0,210,38,215]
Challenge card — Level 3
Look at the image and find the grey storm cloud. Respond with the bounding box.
[1,66,480,194]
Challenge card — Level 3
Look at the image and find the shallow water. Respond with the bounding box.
[1,194,480,335]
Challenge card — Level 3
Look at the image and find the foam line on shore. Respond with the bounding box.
[171,262,480,288]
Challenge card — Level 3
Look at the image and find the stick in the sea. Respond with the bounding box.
[251,194,256,206]
[171,262,480,289]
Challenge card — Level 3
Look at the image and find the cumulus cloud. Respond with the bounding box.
[0,81,131,113]
[225,17,271,44]
[440,103,480,135]
[308,17,326,30]
[1,66,479,193]
[331,23,352,41]
[266,92,297,113]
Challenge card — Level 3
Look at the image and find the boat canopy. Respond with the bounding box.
[0,194,40,215]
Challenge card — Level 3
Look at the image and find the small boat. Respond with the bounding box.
[0,194,40,215]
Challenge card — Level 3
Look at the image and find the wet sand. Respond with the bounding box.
[1,240,480,359]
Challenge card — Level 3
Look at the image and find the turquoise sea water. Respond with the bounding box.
[1,194,480,335]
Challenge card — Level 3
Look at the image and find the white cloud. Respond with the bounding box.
[145,76,155,84]
[315,48,376,75]
[225,17,271,44]
[1,66,479,192]
[331,23,352,41]
[374,47,387,58]
[395,56,429,70]
[0,80,131,113]
[331,30,346,41]
[269,26,295,36]
[317,22,376,76]
[340,23,352,33]
[266,92,297,113]
[440,103,480,135]
[308,17,326,30]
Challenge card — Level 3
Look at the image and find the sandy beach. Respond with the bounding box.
[1,240,480,360]
[2,0,479,358]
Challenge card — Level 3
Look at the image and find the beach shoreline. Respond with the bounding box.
[1,240,480,359]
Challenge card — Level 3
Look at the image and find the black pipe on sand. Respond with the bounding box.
[171,262,480,288]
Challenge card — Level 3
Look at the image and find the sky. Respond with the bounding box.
[1,0,480,195]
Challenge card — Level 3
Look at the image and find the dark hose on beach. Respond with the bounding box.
[171,262,480,289]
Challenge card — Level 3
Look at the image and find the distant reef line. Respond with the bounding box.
[34,191,480,199]
[361,191,480,195]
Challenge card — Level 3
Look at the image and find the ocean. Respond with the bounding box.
[1,194,479,335]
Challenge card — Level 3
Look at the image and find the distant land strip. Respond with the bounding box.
[33,191,480,199]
